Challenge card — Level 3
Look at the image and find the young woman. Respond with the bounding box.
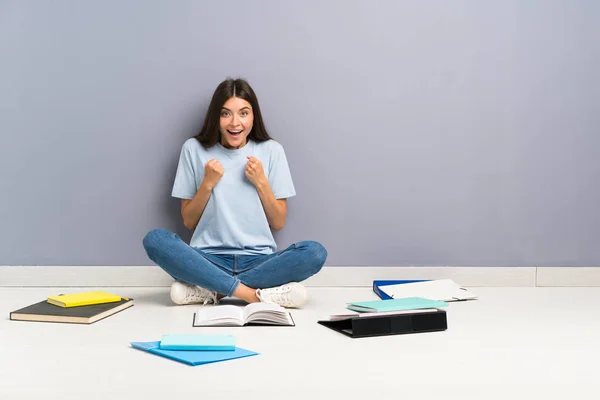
[143,78,327,308]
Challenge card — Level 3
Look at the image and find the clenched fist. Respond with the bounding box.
[245,156,267,187]
[203,159,224,190]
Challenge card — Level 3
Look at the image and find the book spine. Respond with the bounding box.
[372,282,393,300]
[351,311,447,337]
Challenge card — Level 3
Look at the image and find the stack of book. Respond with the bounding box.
[318,297,450,338]
[131,334,258,366]
[9,291,134,324]
[319,279,478,338]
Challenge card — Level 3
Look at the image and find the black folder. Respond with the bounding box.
[318,309,447,338]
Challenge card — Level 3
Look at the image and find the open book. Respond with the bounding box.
[193,303,295,327]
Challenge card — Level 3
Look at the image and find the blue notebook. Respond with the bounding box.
[346,297,448,313]
[159,334,235,351]
[131,341,258,366]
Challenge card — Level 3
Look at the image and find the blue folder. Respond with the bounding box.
[373,280,430,300]
[131,341,258,366]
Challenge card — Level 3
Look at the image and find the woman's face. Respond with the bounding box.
[219,96,254,149]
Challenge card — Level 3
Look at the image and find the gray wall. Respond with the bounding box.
[1,0,598,266]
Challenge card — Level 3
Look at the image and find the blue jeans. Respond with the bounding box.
[142,229,327,296]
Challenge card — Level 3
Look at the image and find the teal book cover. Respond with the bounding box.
[159,334,235,351]
[346,297,448,312]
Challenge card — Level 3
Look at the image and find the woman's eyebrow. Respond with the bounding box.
[221,106,251,111]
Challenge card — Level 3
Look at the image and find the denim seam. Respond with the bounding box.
[225,278,241,297]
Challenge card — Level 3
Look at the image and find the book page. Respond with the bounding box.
[327,308,439,321]
[243,303,293,325]
[194,305,244,326]
[242,302,283,318]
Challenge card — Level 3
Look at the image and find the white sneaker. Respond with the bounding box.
[256,282,307,308]
[170,281,219,306]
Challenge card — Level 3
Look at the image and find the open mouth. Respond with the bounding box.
[227,130,242,138]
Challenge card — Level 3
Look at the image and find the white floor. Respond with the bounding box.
[2,286,600,400]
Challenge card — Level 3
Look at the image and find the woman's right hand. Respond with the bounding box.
[202,158,224,190]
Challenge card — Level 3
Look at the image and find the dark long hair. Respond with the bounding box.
[195,78,272,148]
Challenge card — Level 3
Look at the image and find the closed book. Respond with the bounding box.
[346,297,448,313]
[10,298,134,324]
[47,291,123,307]
[159,334,235,351]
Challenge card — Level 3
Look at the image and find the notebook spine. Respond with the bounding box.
[372,281,393,300]
[372,280,430,300]
[351,310,447,338]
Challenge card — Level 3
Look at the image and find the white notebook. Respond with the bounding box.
[379,279,477,302]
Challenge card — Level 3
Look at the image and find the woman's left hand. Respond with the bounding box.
[245,156,267,187]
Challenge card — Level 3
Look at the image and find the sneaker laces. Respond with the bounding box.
[185,285,218,305]
[257,285,294,307]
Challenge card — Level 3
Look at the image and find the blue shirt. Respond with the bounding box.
[171,138,296,255]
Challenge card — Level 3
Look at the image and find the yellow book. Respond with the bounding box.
[47,291,123,308]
